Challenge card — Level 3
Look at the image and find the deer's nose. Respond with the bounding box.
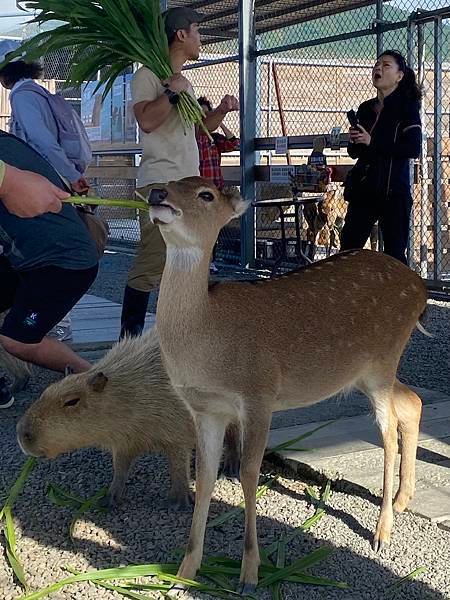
[149,189,168,204]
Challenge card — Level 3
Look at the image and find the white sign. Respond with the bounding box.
[275,136,288,155]
[270,165,295,183]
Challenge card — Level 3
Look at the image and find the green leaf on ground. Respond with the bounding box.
[207,475,279,528]
[385,566,427,596]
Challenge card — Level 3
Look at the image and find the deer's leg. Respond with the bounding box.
[177,414,226,581]
[221,421,241,480]
[239,411,272,594]
[372,392,398,552]
[362,381,398,552]
[392,380,422,513]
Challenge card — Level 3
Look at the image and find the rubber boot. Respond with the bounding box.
[120,285,150,339]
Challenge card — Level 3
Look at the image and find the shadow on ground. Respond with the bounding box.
[1,393,449,600]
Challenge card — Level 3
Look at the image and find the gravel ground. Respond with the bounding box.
[1,437,449,600]
[0,251,449,600]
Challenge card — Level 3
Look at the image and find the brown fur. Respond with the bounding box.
[17,328,195,508]
[149,176,427,590]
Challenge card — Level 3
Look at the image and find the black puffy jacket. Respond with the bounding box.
[347,87,421,199]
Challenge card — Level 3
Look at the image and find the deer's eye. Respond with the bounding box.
[199,191,214,202]
[64,397,80,407]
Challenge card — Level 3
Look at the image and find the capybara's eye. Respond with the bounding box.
[198,191,214,202]
[64,397,80,407]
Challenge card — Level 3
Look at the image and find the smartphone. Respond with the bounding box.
[347,109,359,129]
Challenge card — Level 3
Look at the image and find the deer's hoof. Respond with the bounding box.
[372,537,389,553]
[238,583,257,596]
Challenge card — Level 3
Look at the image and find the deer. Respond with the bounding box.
[147,176,428,594]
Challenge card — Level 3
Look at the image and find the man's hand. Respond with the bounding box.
[71,176,90,194]
[218,95,239,115]
[162,73,190,94]
[349,125,371,146]
[0,164,69,218]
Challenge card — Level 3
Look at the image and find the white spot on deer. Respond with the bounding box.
[400,291,408,298]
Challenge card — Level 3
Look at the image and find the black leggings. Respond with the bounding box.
[340,193,412,264]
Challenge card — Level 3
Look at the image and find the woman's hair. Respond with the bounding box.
[197,96,212,111]
[378,50,422,102]
[0,60,43,87]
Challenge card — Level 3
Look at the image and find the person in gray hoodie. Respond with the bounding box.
[0,40,89,194]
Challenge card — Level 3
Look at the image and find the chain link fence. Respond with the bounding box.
[1,1,449,287]
[251,0,450,285]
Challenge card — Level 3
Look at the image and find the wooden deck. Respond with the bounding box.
[68,294,155,351]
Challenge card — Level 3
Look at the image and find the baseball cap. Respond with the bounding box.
[0,39,23,66]
[163,7,204,38]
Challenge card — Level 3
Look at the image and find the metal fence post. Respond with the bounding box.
[417,22,429,279]
[433,16,443,282]
[376,0,384,55]
[376,0,384,255]
[239,0,256,268]
[407,17,416,268]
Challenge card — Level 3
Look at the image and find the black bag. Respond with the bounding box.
[343,162,371,203]
[75,205,109,259]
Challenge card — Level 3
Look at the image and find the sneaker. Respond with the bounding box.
[0,376,14,409]
[49,315,73,341]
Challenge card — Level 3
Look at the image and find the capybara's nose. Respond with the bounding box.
[149,188,168,204]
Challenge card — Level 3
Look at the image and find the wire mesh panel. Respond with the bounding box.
[5,1,450,287]
[254,4,379,271]
[252,0,450,287]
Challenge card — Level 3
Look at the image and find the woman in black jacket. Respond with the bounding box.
[341,50,422,264]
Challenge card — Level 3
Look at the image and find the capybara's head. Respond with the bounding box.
[17,371,111,459]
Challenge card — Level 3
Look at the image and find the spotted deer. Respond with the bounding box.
[148,176,428,594]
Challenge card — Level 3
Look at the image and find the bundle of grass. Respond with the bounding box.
[1,0,207,133]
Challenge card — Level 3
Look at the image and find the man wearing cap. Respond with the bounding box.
[120,7,239,338]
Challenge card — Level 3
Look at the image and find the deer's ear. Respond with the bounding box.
[222,187,250,218]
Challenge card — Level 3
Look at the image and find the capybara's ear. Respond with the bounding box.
[88,372,109,393]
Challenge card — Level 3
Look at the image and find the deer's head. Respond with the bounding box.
[148,177,249,250]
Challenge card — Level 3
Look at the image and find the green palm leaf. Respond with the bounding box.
[3,0,206,130]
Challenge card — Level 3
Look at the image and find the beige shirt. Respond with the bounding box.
[132,66,200,188]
